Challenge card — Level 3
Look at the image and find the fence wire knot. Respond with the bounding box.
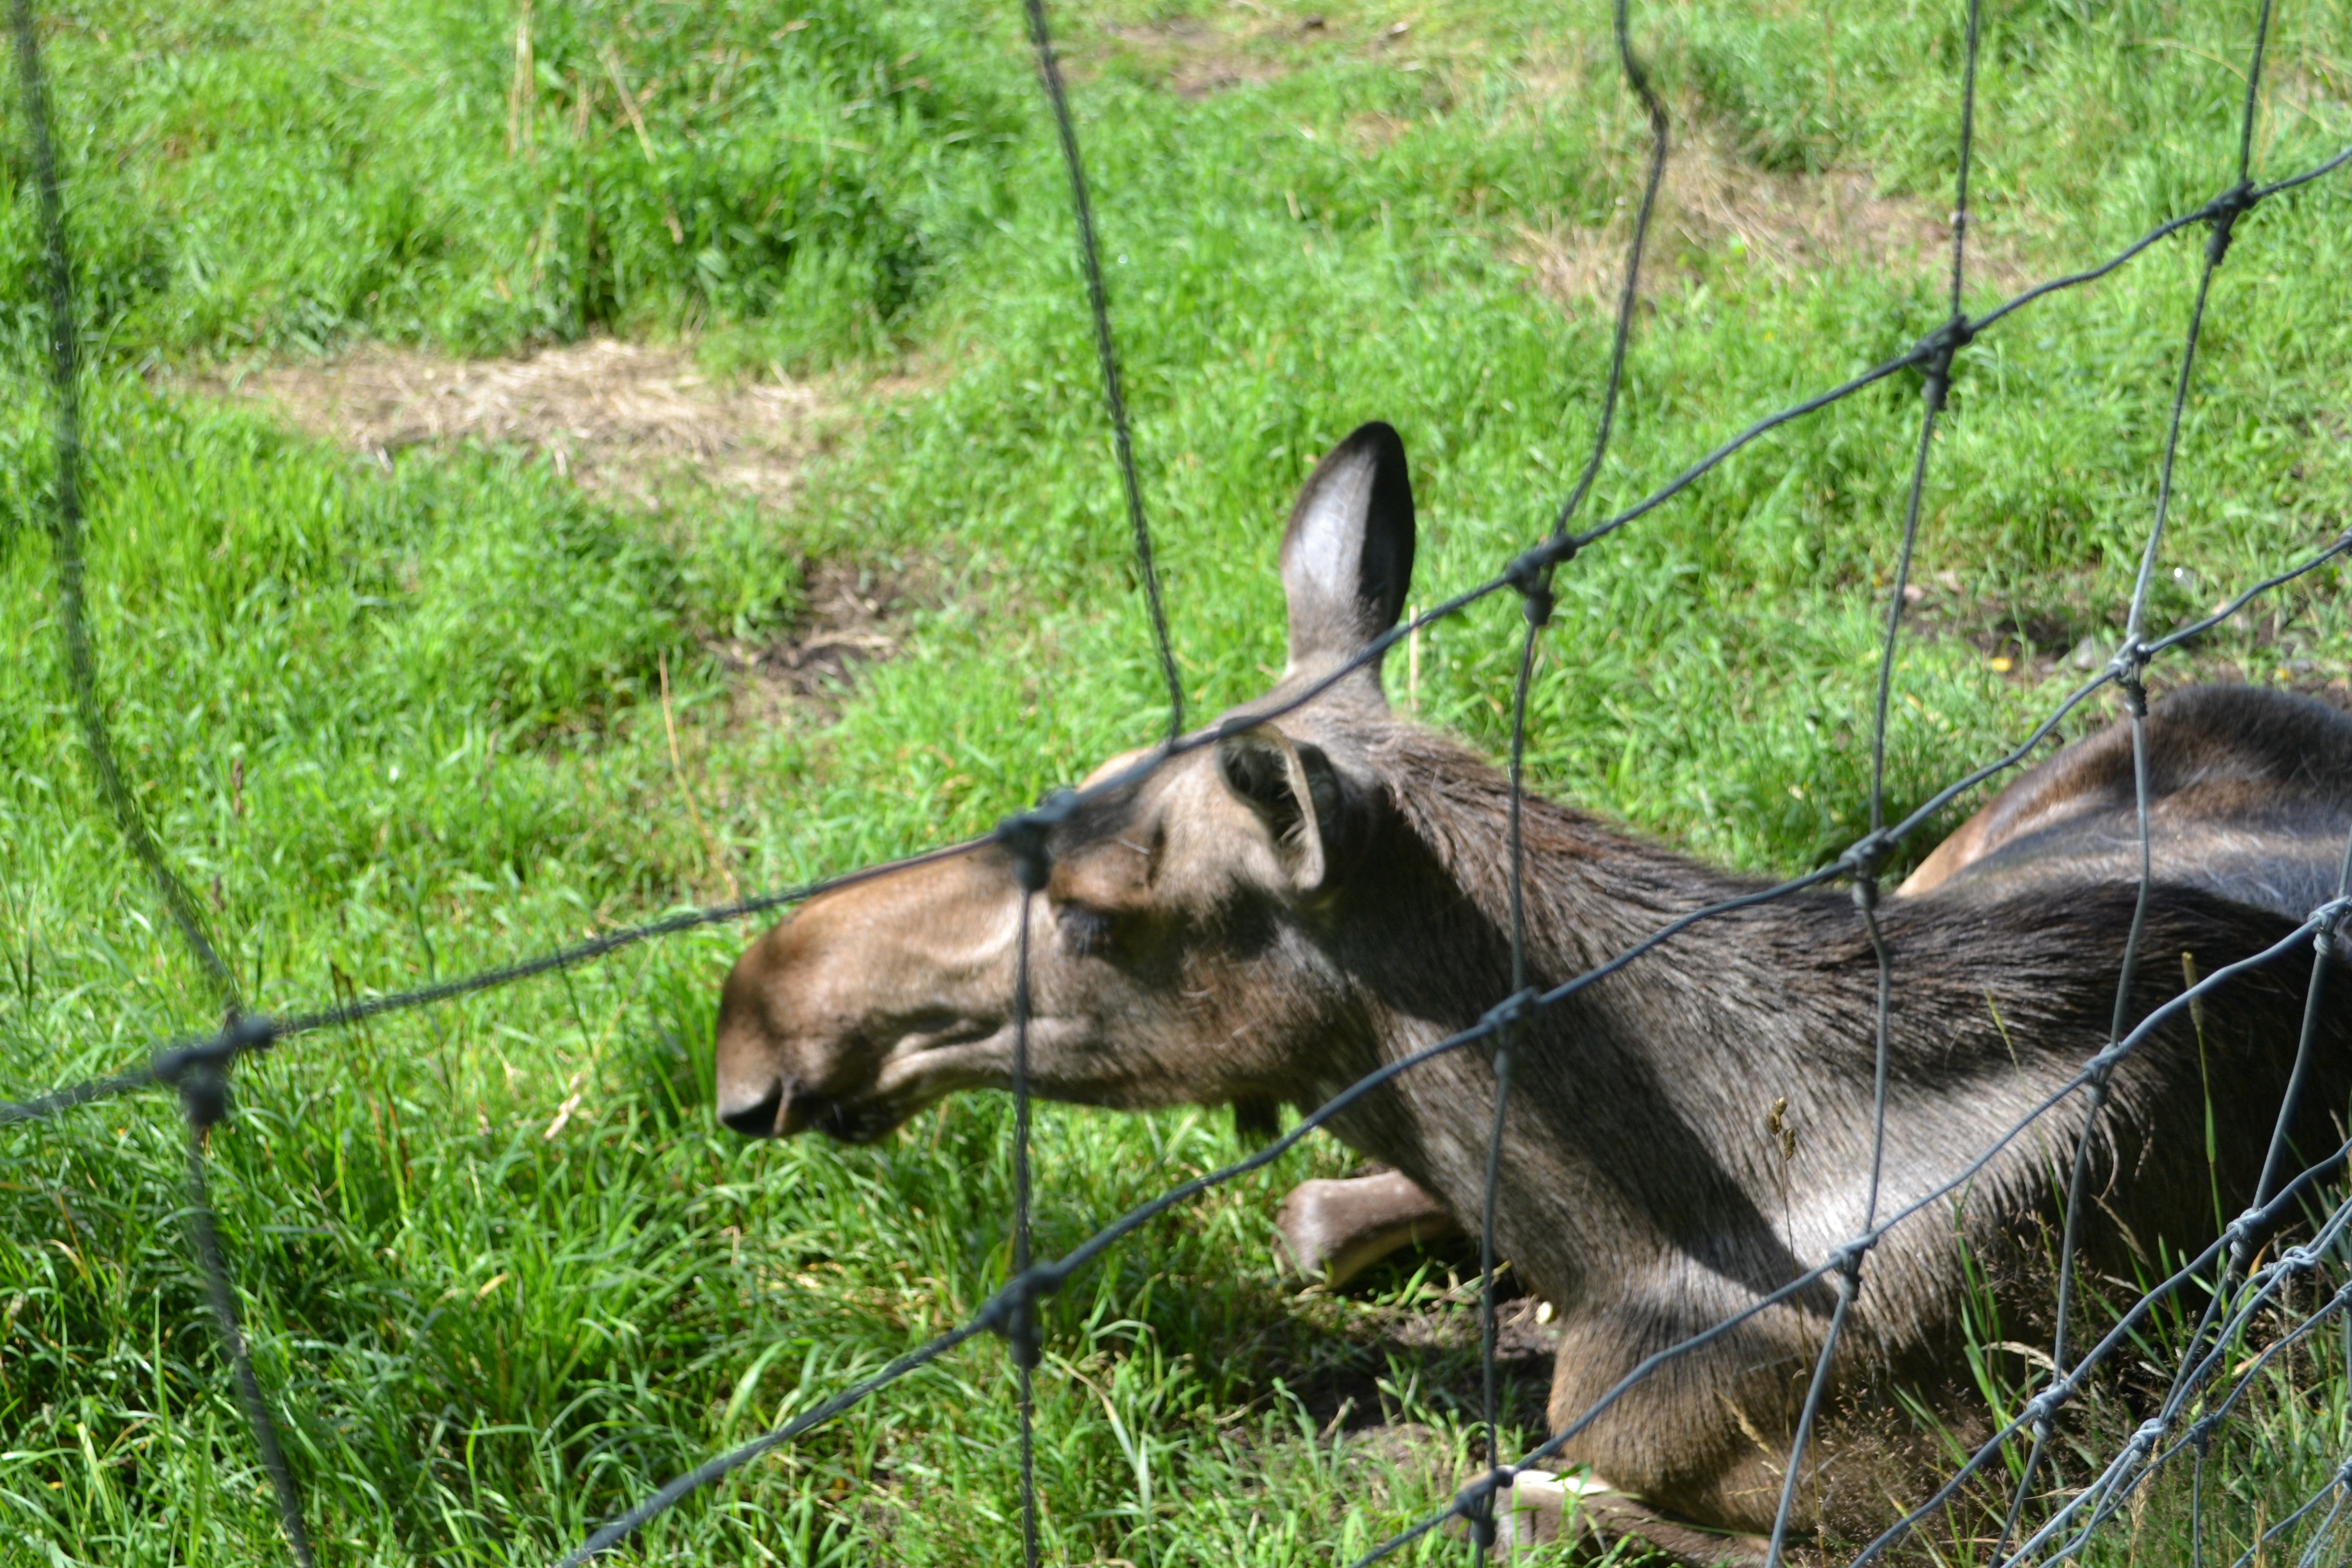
[1457,1463,1516,1553]
[1465,1483,1497,1551]
[997,790,1077,893]
[2082,1037,2133,1083]
[2278,1240,2324,1278]
[2022,1384,2071,1440]
[1479,986,1545,1041]
[2198,180,2259,266]
[157,1012,279,1092]
[1826,1236,1875,1302]
[2223,1203,2268,1261]
[2105,638,2151,712]
[1506,538,1575,627]
[177,1060,232,1132]
[1518,573,1555,629]
[1840,831,1892,910]
[983,1273,1046,1370]
[1914,314,1976,411]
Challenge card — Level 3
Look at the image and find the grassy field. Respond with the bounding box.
[5,0,2352,1560]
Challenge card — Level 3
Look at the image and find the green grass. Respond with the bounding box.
[4,0,2352,1559]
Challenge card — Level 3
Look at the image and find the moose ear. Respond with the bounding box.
[1216,727,1350,893]
[1279,422,1416,684]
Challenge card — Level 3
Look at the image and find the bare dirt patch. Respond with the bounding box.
[1104,14,1290,97]
[1095,9,1415,98]
[707,559,922,727]
[1517,133,2041,314]
[201,337,823,511]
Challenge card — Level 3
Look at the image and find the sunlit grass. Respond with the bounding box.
[4,0,2351,1559]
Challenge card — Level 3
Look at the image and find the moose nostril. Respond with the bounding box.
[718,1080,786,1139]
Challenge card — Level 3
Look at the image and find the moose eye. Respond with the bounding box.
[1057,902,1116,958]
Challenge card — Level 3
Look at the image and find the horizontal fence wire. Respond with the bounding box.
[0,845,984,1127]
[1006,0,1190,1552]
[10,124,2351,1129]
[7,0,2352,1561]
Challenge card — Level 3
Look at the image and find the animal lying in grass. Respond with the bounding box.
[713,423,2352,1561]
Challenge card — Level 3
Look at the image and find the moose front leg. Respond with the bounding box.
[1497,1471,1771,1567]
[1273,1169,1460,1286]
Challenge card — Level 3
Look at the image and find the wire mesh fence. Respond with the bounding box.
[7,0,2352,1562]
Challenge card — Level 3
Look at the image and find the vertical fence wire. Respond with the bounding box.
[1008,0,1188,1540]
[9,8,315,1564]
[1477,0,1667,1553]
[2001,2,2277,1547]
[1758,1,1984,1559]
[1020,0,1183,744]
[11,0,2352,1555]
[178,1067,317,1568]
[2256,829,2352,1205]
[7,0,240,1013]
[1010,883,1043,1568]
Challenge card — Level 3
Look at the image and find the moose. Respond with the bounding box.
[713,423,2352,1561]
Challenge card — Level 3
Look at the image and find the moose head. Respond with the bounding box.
[713,422,1473,1145]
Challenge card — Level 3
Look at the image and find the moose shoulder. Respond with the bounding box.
[713,423,2352,1560]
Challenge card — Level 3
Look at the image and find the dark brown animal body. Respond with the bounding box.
[1281,679,2352,1291]
[713,424,2352,1558]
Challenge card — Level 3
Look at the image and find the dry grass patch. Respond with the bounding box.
[1516,132,2042,315]
[187,337,941,731]
[198,337,824,510]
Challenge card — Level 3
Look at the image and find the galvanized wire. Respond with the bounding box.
[6,2,2352,1559]
[1761,3,1984,1556]
[9,0,239,1012]
[0,845,984,1127]
[2000,2,2280,1547]
[176,1066,316,1568]
[1020,0,1183,745]
[8,9,305,1560]
[1478,0,1666,1553]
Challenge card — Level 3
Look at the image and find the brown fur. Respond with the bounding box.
[712,424,2352,1559]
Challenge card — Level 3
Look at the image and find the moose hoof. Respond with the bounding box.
[1272,1170,1460,1287]
[1493,1472,1771,1566]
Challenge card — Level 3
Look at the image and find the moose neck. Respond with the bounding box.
[1325,718,1891,1314]
[1366,718,1772,986]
